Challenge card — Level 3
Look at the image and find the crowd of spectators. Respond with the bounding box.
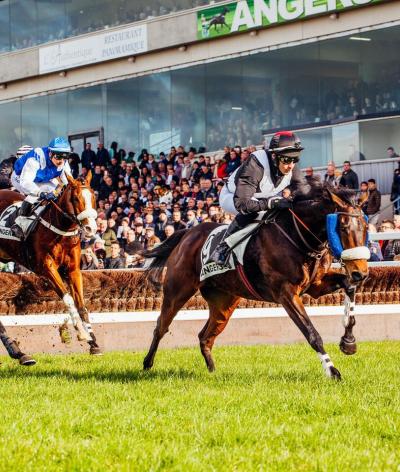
[78,141,246,270]
[5,0,223,52]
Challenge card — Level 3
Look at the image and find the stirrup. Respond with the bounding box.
[11,224,24,240]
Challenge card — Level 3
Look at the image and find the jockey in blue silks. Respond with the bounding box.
[11,137,73,239]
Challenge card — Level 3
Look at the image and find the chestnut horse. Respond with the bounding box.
[142,185,369,380]
[0,173,100,365]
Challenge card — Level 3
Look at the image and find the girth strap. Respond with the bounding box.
[236,263,263,300]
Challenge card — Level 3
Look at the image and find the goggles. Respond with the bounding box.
[51,152,70,160]
[277,155,300,165]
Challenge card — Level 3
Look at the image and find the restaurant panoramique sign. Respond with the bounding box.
[197,0,383,40]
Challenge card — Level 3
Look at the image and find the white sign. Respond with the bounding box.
[39,24,147,74]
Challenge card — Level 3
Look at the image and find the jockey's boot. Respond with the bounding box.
[11,200,33,240]
[208,218,243,266]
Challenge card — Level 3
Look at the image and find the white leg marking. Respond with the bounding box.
[342,291,356,328]
[62,294,91,341]
[318,353,335,378]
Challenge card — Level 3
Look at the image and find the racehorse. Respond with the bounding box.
[208,7,229,31]
[142,184,369,380]
[0,172,100,365]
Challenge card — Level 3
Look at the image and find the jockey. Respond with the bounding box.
[16,144,33,158]
[209,131,309,265]
[11,137,73,239]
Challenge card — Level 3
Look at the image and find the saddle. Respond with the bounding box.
[200,210,278,281]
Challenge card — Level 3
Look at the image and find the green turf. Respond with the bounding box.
[0,342,399,471]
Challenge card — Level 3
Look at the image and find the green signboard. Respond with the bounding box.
[197,0,383,40]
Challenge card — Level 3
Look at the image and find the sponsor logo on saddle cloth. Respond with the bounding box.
[200,222,259,281]
[0,202,43,241]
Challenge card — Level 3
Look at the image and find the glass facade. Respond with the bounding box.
[0,25,399,167]
[0,0,226,53]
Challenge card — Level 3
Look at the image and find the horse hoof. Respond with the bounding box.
[143,358,153,371]
[329,366,341,381]
[89,346,102,356]
[340,338,357,355]
[19,355,36,366]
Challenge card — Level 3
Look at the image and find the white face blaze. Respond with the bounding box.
[78,188,98,237]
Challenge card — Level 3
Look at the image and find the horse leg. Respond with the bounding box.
[198,288,240,372]
[143,283,197,371]
[307,272,357,355]
[67,265,101,355]
[0,321,36,366]
[281,285,341,380]
[41,257,91,343]
[340,285,357,355]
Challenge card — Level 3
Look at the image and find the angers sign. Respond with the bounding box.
[197,0,383,40]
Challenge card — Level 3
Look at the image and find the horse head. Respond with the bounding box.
[326,187,369,284]
[60,172,98,238]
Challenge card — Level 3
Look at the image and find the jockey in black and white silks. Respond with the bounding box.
[209,131,310,265]
[11,137,73,239]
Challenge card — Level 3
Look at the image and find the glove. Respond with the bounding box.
[265,196,292,210]
[39,191,57,201]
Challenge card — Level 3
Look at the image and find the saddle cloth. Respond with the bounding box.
[0,202,38,241]
[200,222,259,281]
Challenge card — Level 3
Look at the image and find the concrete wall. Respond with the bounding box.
[0,1,398,102]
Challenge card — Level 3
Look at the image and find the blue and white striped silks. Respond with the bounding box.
[326,213,370,260]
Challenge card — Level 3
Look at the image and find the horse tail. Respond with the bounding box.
[141,229,188,288]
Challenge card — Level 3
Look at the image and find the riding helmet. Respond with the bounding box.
[48,137,71,154]
[268,131,304,157]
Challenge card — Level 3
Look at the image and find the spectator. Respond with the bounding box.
[68,147,81,179]
[104,241,124,269]
[365,179,381,225]
[378,219,395,257]
[387,146,399,159]
[393,214,400,232]
[81,247,100,270]
[390,169,400,215]
[144,225,160,250]
[97,219,117,257]
[171,211,187,231]
[214,155,228,181]
[367,224,383,261]
[358,181,369,212]
[95,142,110,169]
[185,210,199,228]
[81,142,96,171]
[0,154,17,189]
[164,224,175,238]
[323,163,339,187]
[226,150,241,175]
[339,161,359,189]
[304,166,320,183]
[123,229,143,254]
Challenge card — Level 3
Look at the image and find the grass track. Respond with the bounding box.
[0,341,399,471]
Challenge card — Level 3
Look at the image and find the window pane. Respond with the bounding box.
[171,65,205,152]
[10,0,37,50]
[106,78,139,154]
[332,122,359,165]
[0,100,21,157]
[67,86,103,135]
[206,58,243,151]
[21,96,49,146]
[138,72,171,154]
[36,0,66,45]
[0,0,10,53]
[49,92,68,138]
[360,116,400,161]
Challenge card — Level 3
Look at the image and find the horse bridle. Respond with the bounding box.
[275,207,366,260]
[39,185,96,236]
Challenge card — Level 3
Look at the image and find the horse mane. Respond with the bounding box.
[294,179,357,207]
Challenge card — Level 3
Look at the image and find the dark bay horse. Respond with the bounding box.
[142,185,369,380]
[0,172,101,365]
